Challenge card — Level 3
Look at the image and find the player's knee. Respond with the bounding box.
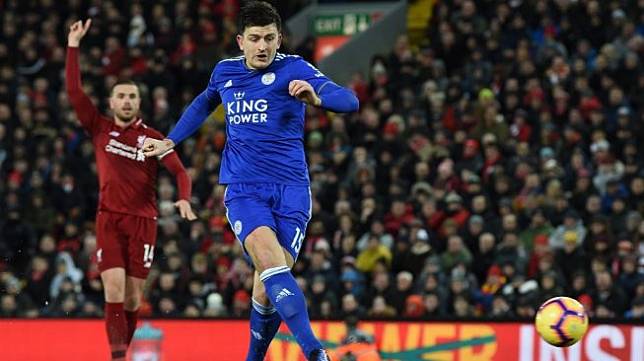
[253,253,282,274]
[247,248,275,272]
[245,230,284,273]
[103,280,125,302]
[101,268,126,302]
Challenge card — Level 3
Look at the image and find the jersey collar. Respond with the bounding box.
[131,118,143,129]
[113,117,143,130]
[241,55,277,72]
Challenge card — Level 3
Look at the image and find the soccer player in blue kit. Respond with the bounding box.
[142,1,358,360]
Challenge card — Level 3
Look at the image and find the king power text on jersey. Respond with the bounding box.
[227,98,269,125]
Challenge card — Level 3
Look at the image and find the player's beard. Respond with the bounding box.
[115,110,137,124]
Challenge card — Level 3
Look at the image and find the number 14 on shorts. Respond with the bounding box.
[290,227,304,254]
[143,244,155,268]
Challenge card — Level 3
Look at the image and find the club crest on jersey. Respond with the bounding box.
[137,135,147,148]
[261,72,275,85]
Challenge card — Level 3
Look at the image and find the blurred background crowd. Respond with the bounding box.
[0,0,643,321]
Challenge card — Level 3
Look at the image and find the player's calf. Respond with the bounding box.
[246,246,291,361]
[124,276,146,345]
[260,266,323,357]
[247,297,281,361]
[101,269,129,359]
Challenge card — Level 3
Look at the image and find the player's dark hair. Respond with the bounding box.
[238,1,282,34]
[110,80,140,96]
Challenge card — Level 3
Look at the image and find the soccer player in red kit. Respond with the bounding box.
[66,19,197,361]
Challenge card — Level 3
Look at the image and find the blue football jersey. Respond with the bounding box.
[208,53,331,185]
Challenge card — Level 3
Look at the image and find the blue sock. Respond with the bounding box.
[260,266,323,357]
[246,298,282,361]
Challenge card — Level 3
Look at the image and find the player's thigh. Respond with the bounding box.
[101,268,126,302]
[124,216,157,279]
[95,211,127,273]
[273,185,312,262]
[244,226,289,273]
[224,184,279,263]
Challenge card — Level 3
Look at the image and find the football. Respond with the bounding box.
[535,297,589,347]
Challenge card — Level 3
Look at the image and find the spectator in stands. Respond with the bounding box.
[519,208,553,254]
[391,271,415,314]
[356,236,392,273]
[617,255,643,299]
[441,235,472,272]
[624,296,644,319]
[591,270,628,317]
[392,224,432,278]
[0,294,18,317]
[549,210,587,249]
[341,293,366,319]
[555,234,589,286]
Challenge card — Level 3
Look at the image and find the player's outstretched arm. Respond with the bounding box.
[316,81,359,113]
[166,89,221,145]
[142,89,221,157]
[66,19,102,134]
[68,19,91,48]
[289,79,359,113]
[289,59,359,113]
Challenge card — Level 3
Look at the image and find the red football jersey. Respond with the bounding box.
[66,47,190,219]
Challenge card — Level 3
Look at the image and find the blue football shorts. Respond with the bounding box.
[223,183,312,262]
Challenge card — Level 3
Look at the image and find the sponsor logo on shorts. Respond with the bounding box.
[234,220,243,235]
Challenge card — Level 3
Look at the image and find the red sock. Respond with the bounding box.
[125,309,139,346]
[105,302,127,361]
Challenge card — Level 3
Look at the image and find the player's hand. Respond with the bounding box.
[175,200,197,221]
[68,19,92,47]
[142,138,175,157]
[289,80,321,106]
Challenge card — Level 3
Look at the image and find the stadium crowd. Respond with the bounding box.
[1,0,643,321]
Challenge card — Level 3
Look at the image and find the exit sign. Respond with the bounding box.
[313,13,372,36]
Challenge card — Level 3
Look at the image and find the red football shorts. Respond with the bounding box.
[95,211,157,278]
